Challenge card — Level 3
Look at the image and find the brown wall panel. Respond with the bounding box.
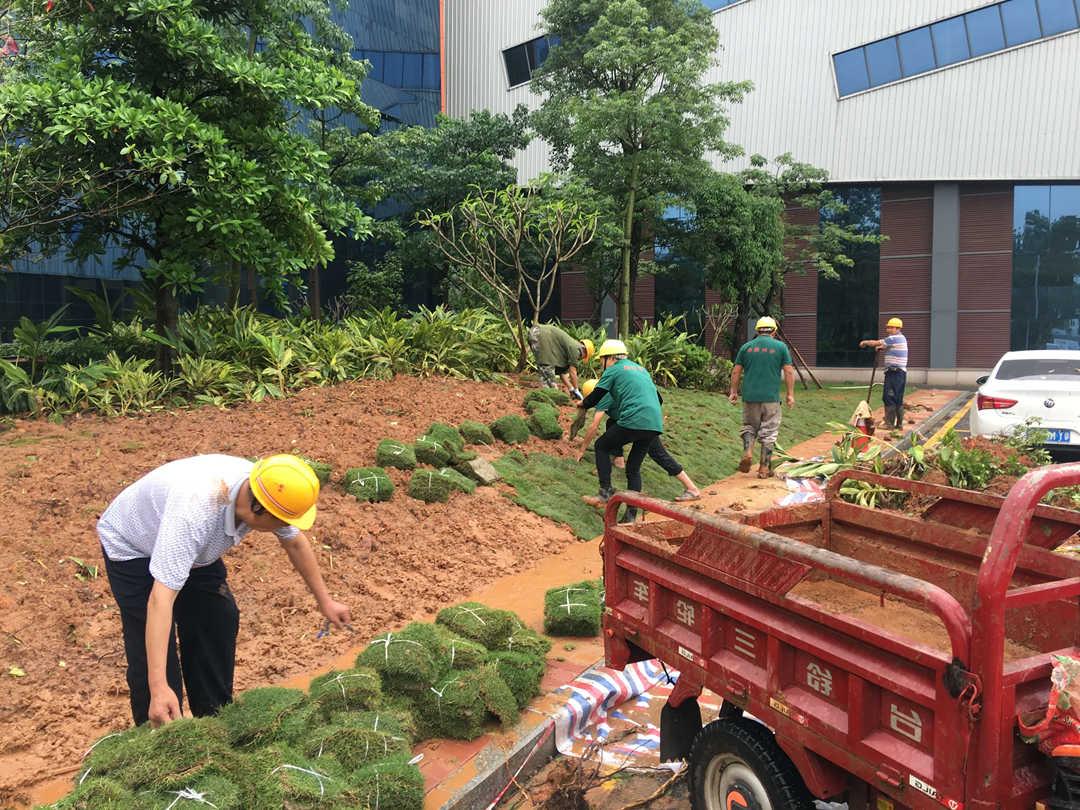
[957,312,1011,369]
[881,198,933,257]
[882,185,934,202]
[958,253,1012,311]
[633,273,655,328]
[782,267,818,366]
[880,256,932,313]
[959,187,1014,254]
[780,315,817,368]
[559,271,594,322]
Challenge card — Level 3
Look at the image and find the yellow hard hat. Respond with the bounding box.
[249,455,320,530]
[887,317,903,328]
[596,339,628,358]
[755,316,778,332]
[581,338,594,362]
[581,378,599,398]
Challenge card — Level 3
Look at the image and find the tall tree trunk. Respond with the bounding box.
[227,261,240,309]
[308,267,322,321]
[154,280,179,373]
[515,302,528,372]
[618,159,641,341]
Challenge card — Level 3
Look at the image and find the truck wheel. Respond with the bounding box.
[689,718,814,810]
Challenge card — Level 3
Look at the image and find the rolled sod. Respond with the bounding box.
[435,602,517,650]
[327,706,418,745]
[433,625,488,671]
[217,686,308,747]
[543,580,603,637]
[350,757,424,810]
[376,439,416,470]
[303,725,410,771]
[50,777,140,810]
[490,414,530,444]
[459,420,495,445]
[355,622,443,691]
[485,651,546,708]
[437,466,476,494]
[413,435,452,467]
[527,403,563,440]
[343,466,393,502]
[407,468,454,502]
[308,667,382,718]
[425,422,465,453]
[87,716,232,790]
[299,457,333,485]
[524,388,570,407]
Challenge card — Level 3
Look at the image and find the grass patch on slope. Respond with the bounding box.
[494,385,870,539]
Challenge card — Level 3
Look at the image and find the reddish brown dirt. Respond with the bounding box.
[0,376,582,806]
[790,580,1039,661]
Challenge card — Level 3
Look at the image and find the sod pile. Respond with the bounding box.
[490,414,530,444]
[356,622,443,692]
[485,651,547,708]
[300,457,333,485]
[309,667,382,718]
[524,389,571,407]
[344,466,394,503]
[544,580,603,637]
[459,420,495,445]
[304,725,411,771]
[352,757,425,810]
[407,468,455,502]
[376,439,416,470]
[436,602,518,649]
[217,686,308,747]
[527,403,564,440]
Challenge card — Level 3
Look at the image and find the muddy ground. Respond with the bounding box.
[0,376,586,806]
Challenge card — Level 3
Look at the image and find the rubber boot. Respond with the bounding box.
[883,405,896,431]
[895,405,905,430]
[738,433,753,473]
[758,444,774,479]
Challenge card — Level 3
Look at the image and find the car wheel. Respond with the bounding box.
[689,718,814,810]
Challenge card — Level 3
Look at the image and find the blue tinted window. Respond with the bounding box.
[527,36,550,71]
[966,6,1006,55]
[833,48,869,95]
[1001,0,1042,45]
[898,27,936,75]
[365,51,384,83]
[1037,0,1078,34]
[865,38,901,85]
[1051,185,1080,221]
[383,51,403,86]
[931,16,971,65]
[702,0,740,8]
[422,53,440,91]
[401,53,423,88]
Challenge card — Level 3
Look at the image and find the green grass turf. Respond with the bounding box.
[493,384,872,539]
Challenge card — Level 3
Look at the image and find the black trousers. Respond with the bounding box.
[103,551,240,725]
[594,424,661,492]
[883,368,907,408]
[612,437,683,476]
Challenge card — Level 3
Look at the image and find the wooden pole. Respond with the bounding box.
[777,325,823,390]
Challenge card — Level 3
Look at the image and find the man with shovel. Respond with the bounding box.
[729,316,795,478]
[860,317,908,432]
[97,454,351,728]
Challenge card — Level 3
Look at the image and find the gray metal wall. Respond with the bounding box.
[445,0,1080,184]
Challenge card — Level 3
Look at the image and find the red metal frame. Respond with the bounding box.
[600,463,1080,810]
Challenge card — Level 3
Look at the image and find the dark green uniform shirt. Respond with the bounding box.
[595,359,663,433]
[533,325,582,368]
[734,335,792,403]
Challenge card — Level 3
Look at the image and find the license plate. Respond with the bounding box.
[1048,428,1072,444]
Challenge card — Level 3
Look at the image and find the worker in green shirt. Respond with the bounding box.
[578,340,664,522]
[729,316,795,478]
[528,323,594,400]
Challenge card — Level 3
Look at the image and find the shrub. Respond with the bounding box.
[407,469,454,503]
[527,403,563,440]
[490,414,530,444]
[414,435,452,466]
[459,420,495,445]
[543,580,603,637]
[343,467,394,503]
[375,439,416,470]
[485,651,546,708]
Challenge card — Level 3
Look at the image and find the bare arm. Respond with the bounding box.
[576,411,607,460]
[281,532,351,627]
[860,338,886,349]
[783,365,796,407]
[728,365,743,404]
[146,581,181,727]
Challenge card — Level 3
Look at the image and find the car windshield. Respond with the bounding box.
[996,358,1080,380]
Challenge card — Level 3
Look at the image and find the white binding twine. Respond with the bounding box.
[350,472,383,496]
[557,587,588,616]
[429,677,459,717]
[453,605,487,626]
[165,788,219,809]
[325,671,376,710]
[369,633,422,662]
[271,764,330,798]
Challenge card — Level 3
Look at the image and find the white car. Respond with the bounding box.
[970,350,1080,447]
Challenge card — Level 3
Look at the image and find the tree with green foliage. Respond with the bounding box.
[532,0,749,339]
[0,0,375,366]
[420,178,598,370]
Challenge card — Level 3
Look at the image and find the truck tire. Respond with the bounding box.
[689,718,814,810]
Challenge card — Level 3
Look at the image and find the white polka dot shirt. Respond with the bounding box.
[97,455,299,591]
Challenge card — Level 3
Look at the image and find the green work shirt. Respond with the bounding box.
[595,392,617,421]
[596,359,663,433]
[533,325,582,368]
[734,335,792,403]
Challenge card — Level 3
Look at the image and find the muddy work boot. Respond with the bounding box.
[738,434,754,473]
[582,486,614,508]
[895,405,905,429]
[883,405,896,430]
[758,445,774,479]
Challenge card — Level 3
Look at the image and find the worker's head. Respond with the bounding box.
[579,338,594,363]
[886,317,903,334]
[595,339,628,369]
[581,378,599,398]
[755,316,778,334]
[247,455,320,531]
